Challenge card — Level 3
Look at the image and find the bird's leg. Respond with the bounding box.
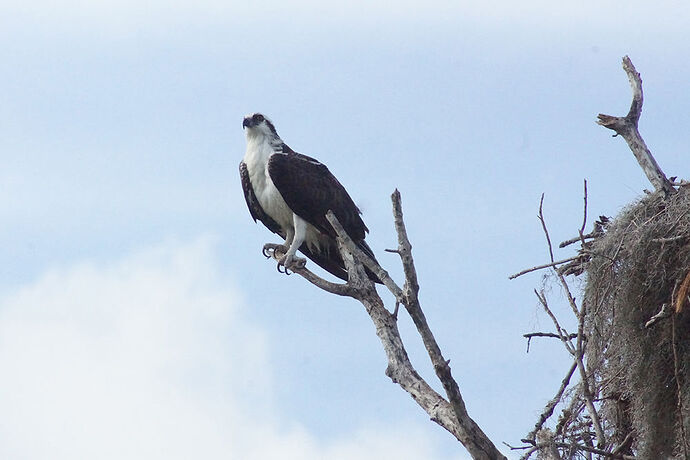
[277,215,307,274]
[262,229,294,259]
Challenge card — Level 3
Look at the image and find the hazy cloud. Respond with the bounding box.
[0,237,466,459]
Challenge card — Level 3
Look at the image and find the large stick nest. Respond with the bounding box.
[584,187,690,458]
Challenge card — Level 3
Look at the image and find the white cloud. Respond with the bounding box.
[0,237,467,460]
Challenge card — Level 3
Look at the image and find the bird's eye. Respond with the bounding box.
[254,114,264,122]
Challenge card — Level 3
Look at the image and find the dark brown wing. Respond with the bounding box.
[243,155,381,284]
[267,151,368,241]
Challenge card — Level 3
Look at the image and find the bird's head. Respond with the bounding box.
[243,113,278,140]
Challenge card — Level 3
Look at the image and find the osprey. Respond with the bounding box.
[240,112,380,282]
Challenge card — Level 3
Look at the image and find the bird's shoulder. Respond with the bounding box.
[268,144,330,174]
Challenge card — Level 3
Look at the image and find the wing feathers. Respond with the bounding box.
[267,152,368,241]
[242,151,381,284]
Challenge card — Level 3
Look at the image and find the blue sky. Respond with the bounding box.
[2,1,689,458]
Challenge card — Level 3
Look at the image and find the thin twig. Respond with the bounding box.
[553,441,636,459]
[509,256,580,280]
[571,285,605,448]
[524,331,578,352]
[559,230,599,248]
[537,200,579,319]
[580,179,589,237]
[517,446,539,460]
[537,196,606,447]
[534,289,575,356]
[539,194,555,263]
[525,360,578,441]
[524,332,578,340]
[516,439,635,459]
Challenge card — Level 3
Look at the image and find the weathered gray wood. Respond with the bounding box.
[597,56,675,195]
[274,194,507,460]
[325,206,507,459]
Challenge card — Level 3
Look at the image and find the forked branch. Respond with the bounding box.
[597,55,675,195]
[270,190,507,460]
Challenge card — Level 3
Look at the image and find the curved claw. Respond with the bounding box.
[262,243,287,259]
[276,262,292,275]
[275,254,306,276]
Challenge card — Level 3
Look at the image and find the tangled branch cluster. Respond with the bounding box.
[514,186,690,460]
[512,56,690,459]
[585,187,690,458]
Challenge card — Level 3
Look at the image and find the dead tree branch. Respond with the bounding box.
[509,256,581,280]
[512,191,609,457]
[386,190,483,450]
[517,441,636,460]
[523,332,578,341]
[596,55,675,195]
[525,360,578,442]
[537,195,606,448]
[270,190,507,460]
[510,55,687,459]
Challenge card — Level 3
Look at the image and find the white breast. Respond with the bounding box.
[243,135,330,253]
[243,139,294,231]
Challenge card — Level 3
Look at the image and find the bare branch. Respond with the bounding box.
[325,210,403,302]
[390,189,420,298]
[264,246,359,297]
[523,332,578,341]
[559,230,599,249]
[580,179,588,237]
[515,438,636,460]
[536,199,606,447]
[315,196,507,460]
[596,56,674,195]
[551,442,636,459]
[509,255,580,280]
[386,190,507,459]
[524,331,578,353]
[534,289,576,356]
[525,361,578,442]
[517,446,539,460]
[538,194,556,264]
[560,215,609,249]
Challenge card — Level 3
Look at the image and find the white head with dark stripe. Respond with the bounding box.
[243,113,279,141]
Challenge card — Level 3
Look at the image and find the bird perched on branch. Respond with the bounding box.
[239,113,380,283]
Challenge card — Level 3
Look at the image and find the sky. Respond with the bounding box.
[1,1,689,458]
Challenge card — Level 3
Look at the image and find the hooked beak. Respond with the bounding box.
[242,118,252,129]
